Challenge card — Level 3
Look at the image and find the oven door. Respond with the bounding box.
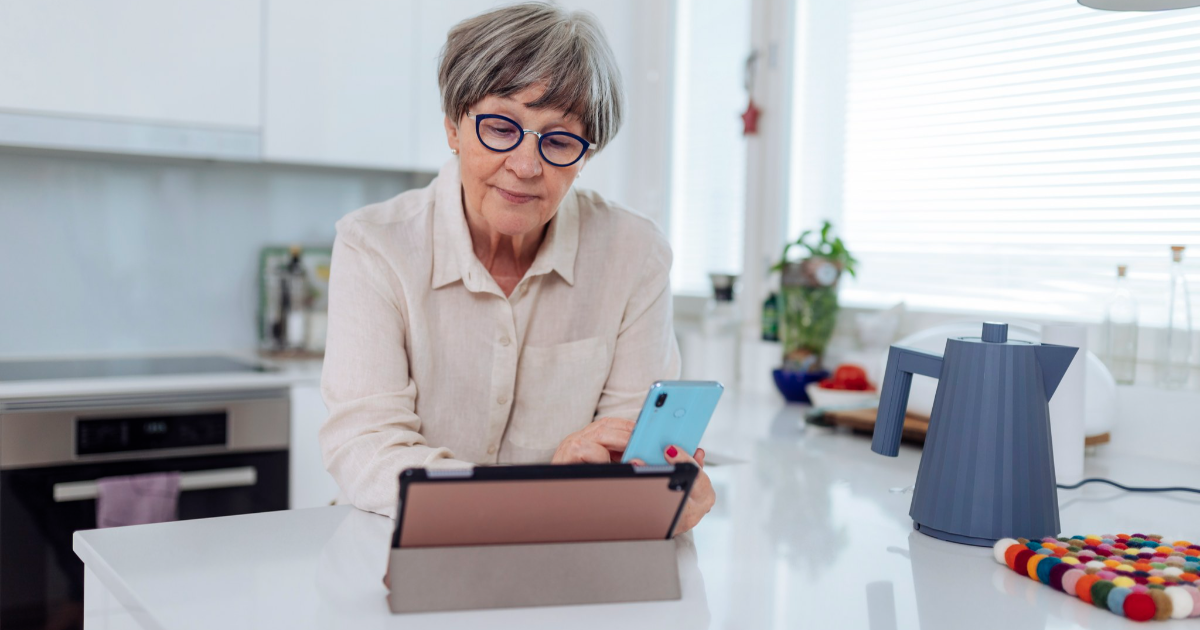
[0,451,288,630]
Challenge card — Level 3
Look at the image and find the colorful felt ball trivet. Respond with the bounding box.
[994,534,1200,622]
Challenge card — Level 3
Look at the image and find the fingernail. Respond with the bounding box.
[666,445,678,458]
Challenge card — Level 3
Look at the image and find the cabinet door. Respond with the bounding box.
[263,0,417,170]
[0,0,261,129]
[290,384,340,509]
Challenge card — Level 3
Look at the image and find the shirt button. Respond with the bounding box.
[497,395,508,405]
[487,445,497,455]
[500,336,511,346]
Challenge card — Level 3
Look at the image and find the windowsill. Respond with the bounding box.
[672,291,713,320]
[836,293,1106,326]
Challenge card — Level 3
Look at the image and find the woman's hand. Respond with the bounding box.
[551,417,635,464]
[631,445,715,535]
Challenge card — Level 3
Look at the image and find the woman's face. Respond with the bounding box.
[444,84,588,238]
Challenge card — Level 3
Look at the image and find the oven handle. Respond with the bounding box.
[51,466,258,503]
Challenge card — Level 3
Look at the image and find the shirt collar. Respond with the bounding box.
[431,158,579,291]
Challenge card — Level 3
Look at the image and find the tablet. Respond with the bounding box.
[391,463,698,549]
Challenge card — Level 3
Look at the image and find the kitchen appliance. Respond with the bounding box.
[870,322,1078,547]
[876,321,1118,442]
[0,387,289,630]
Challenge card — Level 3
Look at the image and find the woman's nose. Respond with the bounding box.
[505,133,542,178]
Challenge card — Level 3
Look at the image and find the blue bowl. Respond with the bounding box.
[773,368,831,404]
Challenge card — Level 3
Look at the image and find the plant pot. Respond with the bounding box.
[772,368,831,404]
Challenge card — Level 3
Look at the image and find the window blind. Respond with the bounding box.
[839,0,1200,325]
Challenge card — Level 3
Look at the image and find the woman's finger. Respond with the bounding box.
[664,444,710,499]
[589,427,633,450]
[695,447,706,467]
[565,439,614,464]
[664,445,715,535]
[586,420,632,437]
[690,467,715,505]
[593,417,635,432]
[664,444,696,465]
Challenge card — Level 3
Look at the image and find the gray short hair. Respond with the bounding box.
[438,2,624,152]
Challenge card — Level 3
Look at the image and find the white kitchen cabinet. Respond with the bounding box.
[262,0,419,170]
[289,383,340,509]
[0,0,262,159]
[0,0,660,179]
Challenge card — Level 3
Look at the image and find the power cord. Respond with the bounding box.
[1057,478,1200,495]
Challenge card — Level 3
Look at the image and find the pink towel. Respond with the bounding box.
[95,472,181,528]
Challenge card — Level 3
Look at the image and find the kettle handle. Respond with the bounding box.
[871,345,944,457]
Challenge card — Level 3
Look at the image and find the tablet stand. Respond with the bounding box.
[387,538,680,613]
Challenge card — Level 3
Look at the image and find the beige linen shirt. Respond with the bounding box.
[319,159,682,517]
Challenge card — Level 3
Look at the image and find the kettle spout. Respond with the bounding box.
[1034,343,1079,401]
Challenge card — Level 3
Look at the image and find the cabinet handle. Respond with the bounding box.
[52,466,257,502]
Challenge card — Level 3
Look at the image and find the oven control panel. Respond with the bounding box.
[76,412,228,456]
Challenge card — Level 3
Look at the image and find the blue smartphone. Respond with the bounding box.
[621,380,724,465]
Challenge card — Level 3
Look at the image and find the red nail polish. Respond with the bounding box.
[666,446,678,458]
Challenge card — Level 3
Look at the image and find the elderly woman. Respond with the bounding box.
[319,2,715,534]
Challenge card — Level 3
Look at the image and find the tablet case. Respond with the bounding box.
[387,463,696,613]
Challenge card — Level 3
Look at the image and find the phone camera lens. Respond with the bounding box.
[655,393,668,408]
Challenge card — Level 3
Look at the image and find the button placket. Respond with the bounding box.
[489,297,518,457]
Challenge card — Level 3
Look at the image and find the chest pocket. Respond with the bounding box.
[505,336,610,458]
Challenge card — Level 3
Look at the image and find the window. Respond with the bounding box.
[793,0,1200,325]
[669,0,752,295]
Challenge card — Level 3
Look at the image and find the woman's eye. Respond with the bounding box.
[484,122,517,137]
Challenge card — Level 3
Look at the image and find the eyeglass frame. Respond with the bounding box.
[466,111,593,167]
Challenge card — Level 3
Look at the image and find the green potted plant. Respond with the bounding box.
[771,221,858,401]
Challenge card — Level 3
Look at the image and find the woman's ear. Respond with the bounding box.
[443,115,460,154]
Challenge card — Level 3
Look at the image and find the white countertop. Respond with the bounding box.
[74,391,1200,629]
[0,352,322,401]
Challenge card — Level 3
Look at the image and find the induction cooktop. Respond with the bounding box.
[0,356,268,382]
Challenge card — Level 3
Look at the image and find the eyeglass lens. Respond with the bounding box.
[477,117,586,166]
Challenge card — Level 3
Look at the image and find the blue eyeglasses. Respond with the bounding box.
[467,111,592,167]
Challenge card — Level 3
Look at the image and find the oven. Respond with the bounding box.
[0,388,289,630]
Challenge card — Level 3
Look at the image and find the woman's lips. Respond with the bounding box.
[495,186,538,204]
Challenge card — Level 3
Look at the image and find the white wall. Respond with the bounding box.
[563,0,673,232]
[0,149,429,356]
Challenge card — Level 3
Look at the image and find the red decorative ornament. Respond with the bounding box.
[741,98,761,136]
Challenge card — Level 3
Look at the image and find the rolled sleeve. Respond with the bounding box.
[594,232,682,422]
[319,218,471,518]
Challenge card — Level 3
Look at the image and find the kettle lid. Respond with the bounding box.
[955,322,1034,346]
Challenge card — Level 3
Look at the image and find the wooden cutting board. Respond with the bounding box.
[823,408,1111,448]
[823,407,930,444]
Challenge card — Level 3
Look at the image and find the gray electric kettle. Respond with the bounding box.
[871,322,1078,547]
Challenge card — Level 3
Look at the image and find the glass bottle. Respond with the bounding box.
[1102,264,1138,385]
[1156,245,1193,389]
[283,245,310,351]
[761,292,779,342]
